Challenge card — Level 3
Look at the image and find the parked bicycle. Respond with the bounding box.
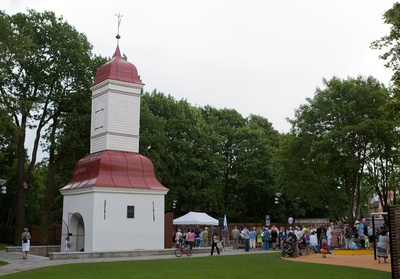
[174,243,192,257]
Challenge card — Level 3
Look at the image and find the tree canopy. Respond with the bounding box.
[140,91,280,221]
[0,9,105,243]
[371,2,400,89]
[279,76,399,225]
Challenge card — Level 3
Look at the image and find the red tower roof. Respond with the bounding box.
[93,45,143,85]
[61,150,168,191]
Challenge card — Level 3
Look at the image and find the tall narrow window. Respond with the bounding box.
[152,201,155,221]
[104,200,107,220]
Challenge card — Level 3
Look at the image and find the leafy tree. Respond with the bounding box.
[371,2,400,224]
[199,107,279,221]
[364,96,400,223]
[200,107,246,218]
[140,92,279,222]
[140,91,223,214]
[0,9,101,244]
[371,2,400,89]
[282,76,396,225]
[233,115,280,221]
[39,53,107,244]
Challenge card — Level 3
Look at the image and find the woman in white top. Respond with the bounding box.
[175,229,183,245]
[210,233,220,256]
[377,230,389,263]
[21,228,31,259]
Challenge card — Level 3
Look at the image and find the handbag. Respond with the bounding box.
[217,242,223,249]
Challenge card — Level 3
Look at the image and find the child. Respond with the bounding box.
[320,239,329,258]
[364,235,370,249]
[65,237,73,252]
[349,240,358,250]
[210,233,220,256]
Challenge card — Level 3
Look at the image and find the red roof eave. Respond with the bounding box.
[61,150,168,191]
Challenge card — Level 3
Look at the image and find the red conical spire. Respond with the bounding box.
[113,45,122,58]
[93,45,143,85]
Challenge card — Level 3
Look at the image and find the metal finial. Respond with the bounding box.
[115,12,123,44]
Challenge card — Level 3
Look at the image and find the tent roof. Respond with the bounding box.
[173,211,219,225]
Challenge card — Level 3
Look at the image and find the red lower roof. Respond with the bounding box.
[61,150,168,191]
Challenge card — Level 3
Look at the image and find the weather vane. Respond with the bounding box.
[115,12,123,44]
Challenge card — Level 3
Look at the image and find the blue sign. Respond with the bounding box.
[265,215,270,226]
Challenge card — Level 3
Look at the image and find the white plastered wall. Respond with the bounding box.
[61,187,167,252]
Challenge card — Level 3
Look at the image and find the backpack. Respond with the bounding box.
[23,234,28,243]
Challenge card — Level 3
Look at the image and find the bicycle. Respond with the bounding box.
[174,243,192,257]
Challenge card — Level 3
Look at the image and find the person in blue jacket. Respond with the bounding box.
[262,227,270,250]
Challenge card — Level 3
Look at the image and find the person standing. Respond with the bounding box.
[199,229,204,247]
[187,229,196,250]
[231,226,240,250]
[175,229,183,246]
[319,225,327,248]
[241,226,250,252]
[330,225,339,249]
[194,228,201,247]
[279,227,286,249]
[222,227,230,247]
[210,232,220,256]
[249,227,256,251]
[364,235,370,249]
[377,230,389,263]
[309,232,319,253]
[21,228,31,259]
[316,224,322,244]
[64,237,73,252]
[262,227,270,250]
[256,227,263,249]
[301,228,310,255]
[202,227,209,247]
[326,226,332,248]
[360,219,368,247]
[367,225,374,249]
[270,226,279,250]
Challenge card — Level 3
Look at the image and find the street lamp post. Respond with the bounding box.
[0,179,7,242]
[275,192,282,204]
[0,179,6,194]
[172,200,177,213]
[274,192,283,249]
[172,200,177,244]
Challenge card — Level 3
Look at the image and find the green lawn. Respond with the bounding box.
[0,243,11,250]
[0,253,390,279]
[1,243,12,266]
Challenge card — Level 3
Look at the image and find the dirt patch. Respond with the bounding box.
[282,252,391,273]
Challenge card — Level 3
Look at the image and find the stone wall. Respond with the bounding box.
[6,245,60,257]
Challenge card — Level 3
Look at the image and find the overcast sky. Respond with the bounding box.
[4,0,396,135]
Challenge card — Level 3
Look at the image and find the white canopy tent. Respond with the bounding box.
[173,211,219,225]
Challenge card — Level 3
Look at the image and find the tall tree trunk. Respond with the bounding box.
[40,161,59,244]
[14,134,27,245]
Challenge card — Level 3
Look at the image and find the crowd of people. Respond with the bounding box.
[173,220,390,262]
[279,221,390,262]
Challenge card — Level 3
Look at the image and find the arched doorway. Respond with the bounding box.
[68,212,85,252]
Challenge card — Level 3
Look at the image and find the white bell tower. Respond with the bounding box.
[89,46,144,154]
